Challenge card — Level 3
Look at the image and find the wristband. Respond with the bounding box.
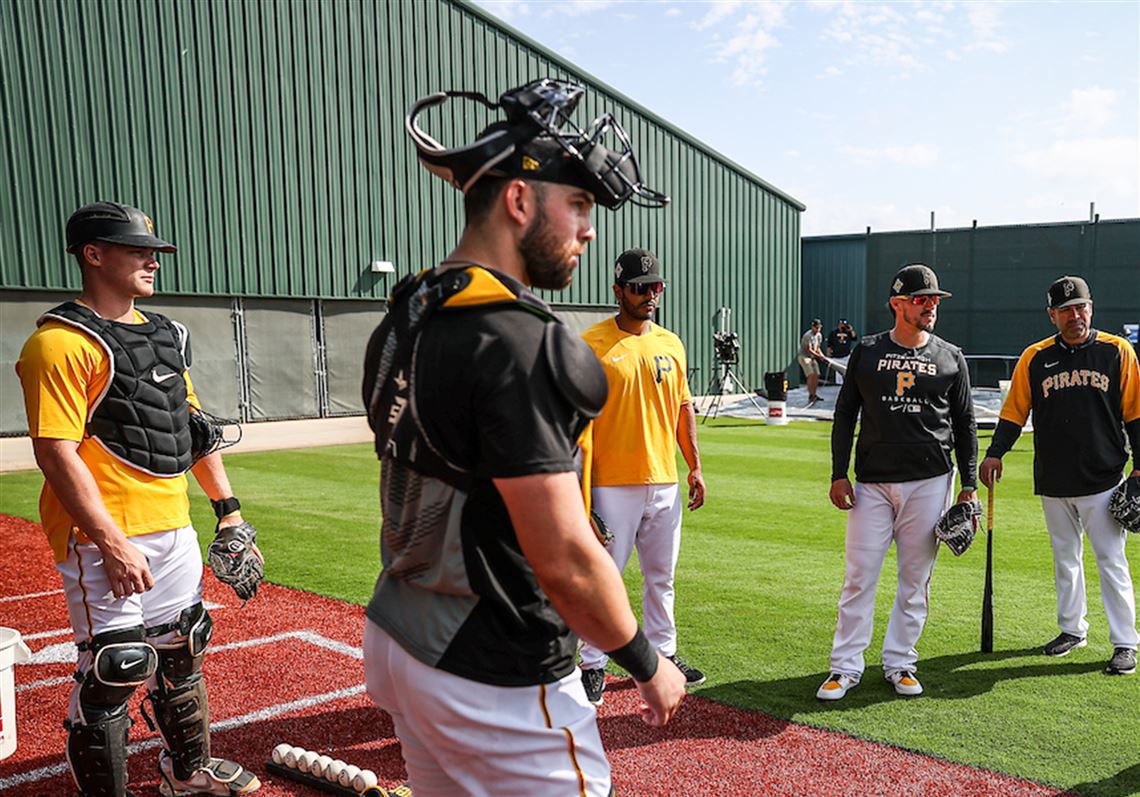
[605,627,658,683]
[211,496,241,520]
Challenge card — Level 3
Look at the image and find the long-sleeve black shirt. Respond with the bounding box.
[831,331,978,487]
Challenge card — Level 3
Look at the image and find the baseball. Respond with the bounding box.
[310,755,333,778]
[283,746,305,768]
[271,743,291,765]
[352,769,379,791]
[339,764,362,788]
[298,750,320,773]
[324,759,345,782]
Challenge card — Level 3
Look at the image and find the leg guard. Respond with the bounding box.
[67,627,157,797]
[145,603,214,781]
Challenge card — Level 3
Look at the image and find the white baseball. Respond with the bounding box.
[271,743,291,765]
[353,769,379,791]
[339,764,362,788]
[311,755,333,778]
[298,750,320,773]
[324,759,345,782]
[283,746,305,768]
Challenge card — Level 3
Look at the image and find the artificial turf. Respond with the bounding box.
[2,421,1137,796]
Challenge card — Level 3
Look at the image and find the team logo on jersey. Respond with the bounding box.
[521,155,540,171]
[653,354,673,384]
[1042,368,1109,398]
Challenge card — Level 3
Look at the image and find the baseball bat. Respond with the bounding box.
[981,484,994,653]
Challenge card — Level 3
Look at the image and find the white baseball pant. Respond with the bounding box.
[828,472,955,679]
[1041,483,1138,650]
[580,483,682,670]
[363,620,611,797]
[56,525,204,724]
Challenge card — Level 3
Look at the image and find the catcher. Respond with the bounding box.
[15,201,263,796]
[981,276,1139,676]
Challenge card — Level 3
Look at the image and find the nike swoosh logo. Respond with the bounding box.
[611,355,626,362]
[1043,361,1059,369]
[152,368,179,383]
[120,657,143,670]
[889,405,905,411]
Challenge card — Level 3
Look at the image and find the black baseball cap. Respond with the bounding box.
[613,248,663,284]
[1047,275,1092,310]
[66,201,176,254]
[889,263,951,298]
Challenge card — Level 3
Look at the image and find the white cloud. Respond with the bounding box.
[539,0,619,17]
[665,7,682,17]
[819,65,842,78]
[964,2,1009,53]
[1013,137,1140,198]
[841,143,941,168]
[478,0,530,21]
[692,0,744,31]
[1059,86,1118,133]
[707,5,790,86]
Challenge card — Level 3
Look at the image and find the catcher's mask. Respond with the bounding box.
[406,78,669,210]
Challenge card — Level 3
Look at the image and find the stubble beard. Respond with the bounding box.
[519,198,578,291]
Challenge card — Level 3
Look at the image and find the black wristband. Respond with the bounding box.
[605,627,658,683]
[211,496,241,520]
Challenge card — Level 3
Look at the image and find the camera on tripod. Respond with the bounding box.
[712,331,740,365]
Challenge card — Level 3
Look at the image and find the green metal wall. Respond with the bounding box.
[801,233,867,341]
[0,0,803,390]
[803,218,1139,358]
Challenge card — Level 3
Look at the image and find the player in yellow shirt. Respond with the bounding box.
[16,202,261,797]
[578,248,707,705]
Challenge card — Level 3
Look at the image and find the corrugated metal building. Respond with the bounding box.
[802,219,1140,384]
[0,0,805,434]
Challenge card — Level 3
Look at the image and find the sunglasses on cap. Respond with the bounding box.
[623,281,665,295]
[904,295,940,306]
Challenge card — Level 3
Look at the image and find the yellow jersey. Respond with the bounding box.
[582,318,691,486]
[16,313,199,562]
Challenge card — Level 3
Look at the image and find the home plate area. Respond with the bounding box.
[1,515,1070,797]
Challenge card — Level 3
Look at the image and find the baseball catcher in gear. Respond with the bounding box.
[934,499,983,556]
[207,522,264,602]
[1109,475,1140,534]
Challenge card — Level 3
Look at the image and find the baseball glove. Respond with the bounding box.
[934,500,983,556]
[1109,475,1140,534]
[589,509,614,548]
[207,521,264,601]
[188,407,242,464]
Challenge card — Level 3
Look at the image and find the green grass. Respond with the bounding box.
[3,423,1138,796]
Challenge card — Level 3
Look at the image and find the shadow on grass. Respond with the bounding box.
[1065,761,1140,797]
[700,646,1105,714]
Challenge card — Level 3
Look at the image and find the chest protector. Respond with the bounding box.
[39,302,194,477]
[362,265,606,488]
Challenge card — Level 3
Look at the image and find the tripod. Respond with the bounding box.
[700,358,766,423]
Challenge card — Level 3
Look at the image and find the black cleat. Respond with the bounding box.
[581,667,605,706]
[667,654,707,686]
[1043,632,1087,657]
[1106,647,1136,675]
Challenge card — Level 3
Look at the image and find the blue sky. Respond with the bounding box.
[473,1,1139,236]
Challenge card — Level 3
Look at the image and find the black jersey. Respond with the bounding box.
[986,330,1140,497]
[362,266,607,687]
[831,331,977,486]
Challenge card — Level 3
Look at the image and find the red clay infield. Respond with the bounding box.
[0,514,1073,797]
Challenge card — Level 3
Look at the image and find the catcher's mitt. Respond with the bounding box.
[589,509,613,548]
[1109,475,1140,534]
[934,500,983,556]
[207,521,264,601]
[188,408,243,464]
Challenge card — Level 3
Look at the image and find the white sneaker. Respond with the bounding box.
[886,670,923,696]
[159,752,261,796]
[816,672,858,700]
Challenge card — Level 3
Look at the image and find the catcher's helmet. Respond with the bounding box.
[66,201,176,254]
[406,78,669,210]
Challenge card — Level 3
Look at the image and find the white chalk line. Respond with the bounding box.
[2,631,365,788]
[0,588,63,603]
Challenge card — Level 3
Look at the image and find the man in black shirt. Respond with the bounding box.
[817,264,977,701]
[980,276,1139,675]
[826,318,857,384]
[361,80,685,796]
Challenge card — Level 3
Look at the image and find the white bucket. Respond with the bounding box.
[765,400,789,425]
[1,627,33,761]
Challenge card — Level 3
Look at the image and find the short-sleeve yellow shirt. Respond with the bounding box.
[16,311,199,562]
[582,318,691,486]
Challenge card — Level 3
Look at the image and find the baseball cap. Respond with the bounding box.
[614,248,663,284]
[889,263,951,298]
[1047,275,1092,310]
[66,201,176,254]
